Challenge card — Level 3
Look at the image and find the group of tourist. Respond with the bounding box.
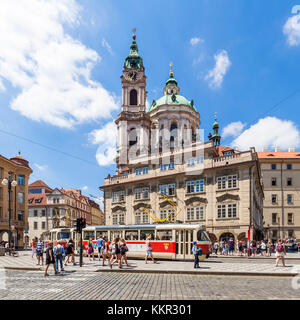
[212,238,291,267]
[30,234,157,276]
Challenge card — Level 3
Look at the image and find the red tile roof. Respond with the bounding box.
[257,152,300,159]
[28,194,47,207]
[29,180,52,189]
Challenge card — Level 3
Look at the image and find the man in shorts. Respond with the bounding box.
[97,235,104,261]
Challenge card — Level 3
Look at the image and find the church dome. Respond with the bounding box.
[149,94,196,112]
[148,65,196,113]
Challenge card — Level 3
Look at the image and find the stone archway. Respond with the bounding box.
[238,232,246,241]
[219,232,235,242]
[208,233,217,243]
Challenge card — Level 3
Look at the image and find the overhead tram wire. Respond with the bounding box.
[0,128,100,168]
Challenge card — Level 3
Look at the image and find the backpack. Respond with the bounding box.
[55,245,62,257]
[120,245,128,255]
[197,247,202,256]
[276,244,284,252]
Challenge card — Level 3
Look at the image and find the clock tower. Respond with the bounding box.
[115,31,150,170]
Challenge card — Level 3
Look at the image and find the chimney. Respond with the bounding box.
[275,147,281,152]
[262,147,268,152]
[288,147,295,152]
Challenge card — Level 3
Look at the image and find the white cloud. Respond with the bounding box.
[283,13,300,46]
[205,50,231,89]
[82,186,88,191]
[190,37,204,46]
[89,121,117,166]
[231,117,300,151]
[34,163,48,171]
[0,0,119,128]
[222,121,246,139]
[101,38,114,55]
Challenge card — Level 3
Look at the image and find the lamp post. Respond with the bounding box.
[1,174,18,249]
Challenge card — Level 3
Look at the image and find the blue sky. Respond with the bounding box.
[1,0,300,207]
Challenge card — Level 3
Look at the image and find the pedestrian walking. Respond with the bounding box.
[101,238,110,267]
[261,240,267,256]
[120,238,129,267]
[54,241,65,272]
[44,242,58,276]
[96,234,104,261]
[243,240,247,256]
[87,238,95,261]
[65,239,75,266]
[267,240,272,256]
[275,239,286,267]
[145,236,156,264]
[110,238,122,268]
[213,242,219,255]
[36,237,44,266]
[228,238,234,256]
[31,238,37,258]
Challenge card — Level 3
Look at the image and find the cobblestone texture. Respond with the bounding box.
[1,270,300,300]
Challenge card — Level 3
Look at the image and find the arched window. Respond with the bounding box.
[129,128,138,146]
[130,89,138,105]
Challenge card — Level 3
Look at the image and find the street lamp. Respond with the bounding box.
[1,174,18,249]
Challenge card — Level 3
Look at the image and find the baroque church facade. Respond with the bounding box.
[101,34,264,242]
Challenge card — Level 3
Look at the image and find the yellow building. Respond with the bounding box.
[0,154,32,248]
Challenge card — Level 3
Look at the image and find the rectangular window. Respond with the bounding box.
[160,209,175,222]
[42,221,46,229]
[187,156,204,167]
[135,213,141,224]
[288,230,294,238]
[142,212,149,224]
[156,230,173,241]
[135,168,142,175]
[287,178,292,186]
[288,213,293,224]
[287,164,292,170]
[0,187,3,201]
[142,167,149,175]
[112,215,118,225]
[272,194,277,204]
[0,167,3,179]
[216,175,238,190]
[34,222,38,230]
[271,164,276,170]
[287,194,293,204]
[217,203,238,219]
[272,230,278,238]
[272,213,277,224]
[18,192,24,204]
[160,163,175,171]
[271,178,277,186]
[18,211,24,221]
[41,210,46,217]
[187,207,205,221]
[34,210,38,217]
[160,184,175,196]
[112,191,125,203]
[135,187,149,200]
[18,175,25,186]
[186,180,204,194]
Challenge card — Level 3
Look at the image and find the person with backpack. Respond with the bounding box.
[275,239,286,267]
[53,241,65,272]
[97,235,104,262]
[192,241,202,268]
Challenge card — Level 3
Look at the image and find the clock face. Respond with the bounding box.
[128,71,137,81]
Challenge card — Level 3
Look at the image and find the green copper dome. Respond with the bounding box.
[124,35,143,70]
[149,94,196,112]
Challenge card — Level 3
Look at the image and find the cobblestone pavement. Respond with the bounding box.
[1,270,300,300]
[1,252,300,275]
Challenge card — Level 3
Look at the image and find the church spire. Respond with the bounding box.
[208,112,221,146]
[124,28,143,70]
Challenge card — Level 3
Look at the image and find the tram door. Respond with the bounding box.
[175,230,194,260]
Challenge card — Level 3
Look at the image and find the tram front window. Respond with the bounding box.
[140,230,154,240]
[156,230,172,241]
[57,232,70,240]
[197,230,209,241]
